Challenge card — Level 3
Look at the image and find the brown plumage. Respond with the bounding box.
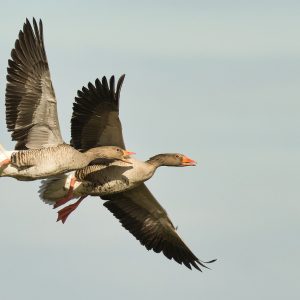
[41,75,216,271]
[1,19,132,180]
[6,18,62,150]
[103,185,216,271]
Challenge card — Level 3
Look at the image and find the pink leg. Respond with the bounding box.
[53,177,76,209]
[0,158,10,168]
[56,196,86,224]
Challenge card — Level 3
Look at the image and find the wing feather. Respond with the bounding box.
[71,75,126,150]
[5,18,63,150]
[102,184,216,271]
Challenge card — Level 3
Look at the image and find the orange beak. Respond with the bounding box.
[181,156,197,166]
[123,150,136,157]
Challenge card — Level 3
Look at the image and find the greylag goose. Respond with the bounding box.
[40,75,216,271]
[0,18,134,181]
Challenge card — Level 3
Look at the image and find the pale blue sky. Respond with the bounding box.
[0,1,299,299]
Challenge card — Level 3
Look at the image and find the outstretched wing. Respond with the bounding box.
[72,74,215,270]
[6,18,63,150]
[71,75,125,149]
[71,75,125,150]
[102,184,216,271]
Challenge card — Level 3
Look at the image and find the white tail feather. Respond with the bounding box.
[0,144,8,161]
[39,174,72,205]
[0,144,15,161]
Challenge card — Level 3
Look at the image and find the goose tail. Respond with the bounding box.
[0,144,11,161]
[39,172,76,205]
[0,145,14,176]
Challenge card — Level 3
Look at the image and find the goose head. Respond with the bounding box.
[84,146,135,163]
[147,153,196,168]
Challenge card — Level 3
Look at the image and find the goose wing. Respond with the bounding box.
[6,18,63,150]
[102,184,216,271]
[72,75,215,270]
[71,75,125,150]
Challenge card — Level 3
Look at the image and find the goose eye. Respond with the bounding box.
[175,155,180,158]
[116,148,120,152]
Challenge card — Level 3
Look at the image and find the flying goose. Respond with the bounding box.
[0,19,133,181]
[40,75,216,271]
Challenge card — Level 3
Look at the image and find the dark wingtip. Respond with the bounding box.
[116,74,126,105]
[24,17,35,30]
[101,76,109,93]
[194,264,202,272]
[95,78,101,86]
[207,258,217,263]
[87,81,94,90]
[197,258,217,271]
[109,75,115,96]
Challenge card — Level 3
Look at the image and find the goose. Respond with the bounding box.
[0,18,134,180]
[40,75,216,271]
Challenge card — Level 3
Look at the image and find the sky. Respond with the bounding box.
[0,1,299,299]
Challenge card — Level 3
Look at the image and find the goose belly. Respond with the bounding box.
[93,180,137,195]
[1,161,69,180]
[76,179,137,197]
